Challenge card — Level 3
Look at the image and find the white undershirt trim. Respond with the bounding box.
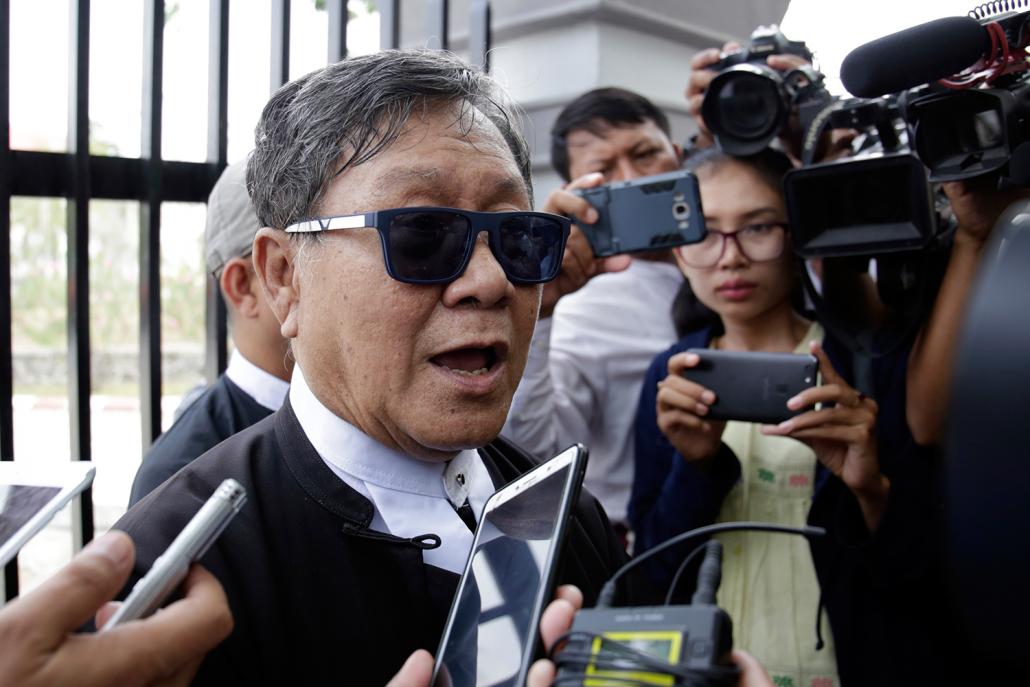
[224,350,290,412]
[288,364,494,574]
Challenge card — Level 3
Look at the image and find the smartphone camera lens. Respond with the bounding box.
[672,203,690,220]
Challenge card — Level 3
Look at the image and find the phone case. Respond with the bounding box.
[683,349,819,424]
[575,170,706,257]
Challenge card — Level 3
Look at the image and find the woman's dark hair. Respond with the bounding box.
[550,87,672,182]
[671,146,806,338]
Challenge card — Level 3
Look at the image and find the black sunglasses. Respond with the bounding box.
[285,206,571,286]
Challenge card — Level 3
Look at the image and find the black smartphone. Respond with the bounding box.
[574,170,706,257]
[431,444,589,687]
[683,349,819,424]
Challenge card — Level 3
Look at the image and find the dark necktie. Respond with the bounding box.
[454,498,477,533]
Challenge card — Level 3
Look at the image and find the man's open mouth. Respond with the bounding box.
[430,345,502,377]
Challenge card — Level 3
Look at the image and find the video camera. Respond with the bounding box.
[842,4,1030,188]
[701,26,832,156]
[775,92,949,359]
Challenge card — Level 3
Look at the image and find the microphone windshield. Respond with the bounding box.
[841,16,989,97]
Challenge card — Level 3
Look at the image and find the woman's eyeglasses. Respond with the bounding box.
[285,207,571,286]
[677,222,788,268]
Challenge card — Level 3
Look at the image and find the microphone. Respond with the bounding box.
[841,16,991,97]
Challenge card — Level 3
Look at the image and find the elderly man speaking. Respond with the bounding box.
[113,50,628,685]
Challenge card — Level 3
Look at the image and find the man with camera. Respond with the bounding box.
[502,87,687,538]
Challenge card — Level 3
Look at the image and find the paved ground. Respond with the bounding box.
[9,394,184,594]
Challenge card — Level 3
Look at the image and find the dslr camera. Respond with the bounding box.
[701,25,831,156]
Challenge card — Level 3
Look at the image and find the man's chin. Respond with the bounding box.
[405,415,507,460]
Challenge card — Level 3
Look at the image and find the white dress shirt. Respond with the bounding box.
[224,350,290,411]
[289,364,495,574]
[502,258,683,523]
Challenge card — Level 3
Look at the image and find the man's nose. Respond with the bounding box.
[441,232,513,308]
[611,156,641,183]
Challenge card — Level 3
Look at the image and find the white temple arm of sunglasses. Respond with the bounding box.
[284,213,374,234]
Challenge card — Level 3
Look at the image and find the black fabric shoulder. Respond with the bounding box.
[272,398,375,526]
[128,375,272,506]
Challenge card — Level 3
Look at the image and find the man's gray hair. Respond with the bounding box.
[247,49,533,230]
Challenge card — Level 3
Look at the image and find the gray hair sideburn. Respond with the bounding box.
[247,50,533,231]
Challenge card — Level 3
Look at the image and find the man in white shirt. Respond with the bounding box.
[113,50,628,686]
[503,88,686,532]
[128,159,292,504]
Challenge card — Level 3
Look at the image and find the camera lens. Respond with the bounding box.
[672,203,690,220]
[716,74,781,138]
[702,64,788,156]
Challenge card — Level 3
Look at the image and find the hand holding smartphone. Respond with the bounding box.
[100,478,246,630]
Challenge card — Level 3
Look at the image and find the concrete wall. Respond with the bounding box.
[13,345,204,389]
[395,0,790,202]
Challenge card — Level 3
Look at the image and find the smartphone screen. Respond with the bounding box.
[0,463,96,566]
[432,445,586,687]
[0,485,61,545]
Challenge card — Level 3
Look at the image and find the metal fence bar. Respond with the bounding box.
[379,0,399,50]
[140,0,164,447]
[0,0,496,602]
[0,0,11,465]
[469,0,491,72]
[68,0,94,554]
[205,0,229,384]
[271,0,290,92]
[10,152,216,201]
[426,0,448,50]
[327,0,348,63]
[0,0,16,601]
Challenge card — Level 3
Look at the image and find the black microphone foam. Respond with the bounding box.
[841,16,990,98]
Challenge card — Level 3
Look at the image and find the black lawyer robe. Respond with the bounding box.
[113,398,630,686]
[129,374,272,506]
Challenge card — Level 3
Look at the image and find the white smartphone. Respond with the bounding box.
[100,478,246,630]
[0,461,96,567]
[431,444,588,687]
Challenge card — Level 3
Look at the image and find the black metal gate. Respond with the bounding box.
[1,0,491,601]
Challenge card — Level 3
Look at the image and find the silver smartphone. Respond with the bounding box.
[100,478,246,630]
[431,444,589,687]
[0,461,96,567]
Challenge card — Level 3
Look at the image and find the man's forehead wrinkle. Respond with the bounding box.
[367,166,440,201]
[362,165,528,208]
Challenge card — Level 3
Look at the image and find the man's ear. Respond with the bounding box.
[252,228,300,339]
[673,141,684,164]
[219,257,260,318]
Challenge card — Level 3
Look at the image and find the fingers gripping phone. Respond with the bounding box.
[431,445,588,687]
[574,170,706,257]
[683,349,819,425]
[100,478,246,630]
